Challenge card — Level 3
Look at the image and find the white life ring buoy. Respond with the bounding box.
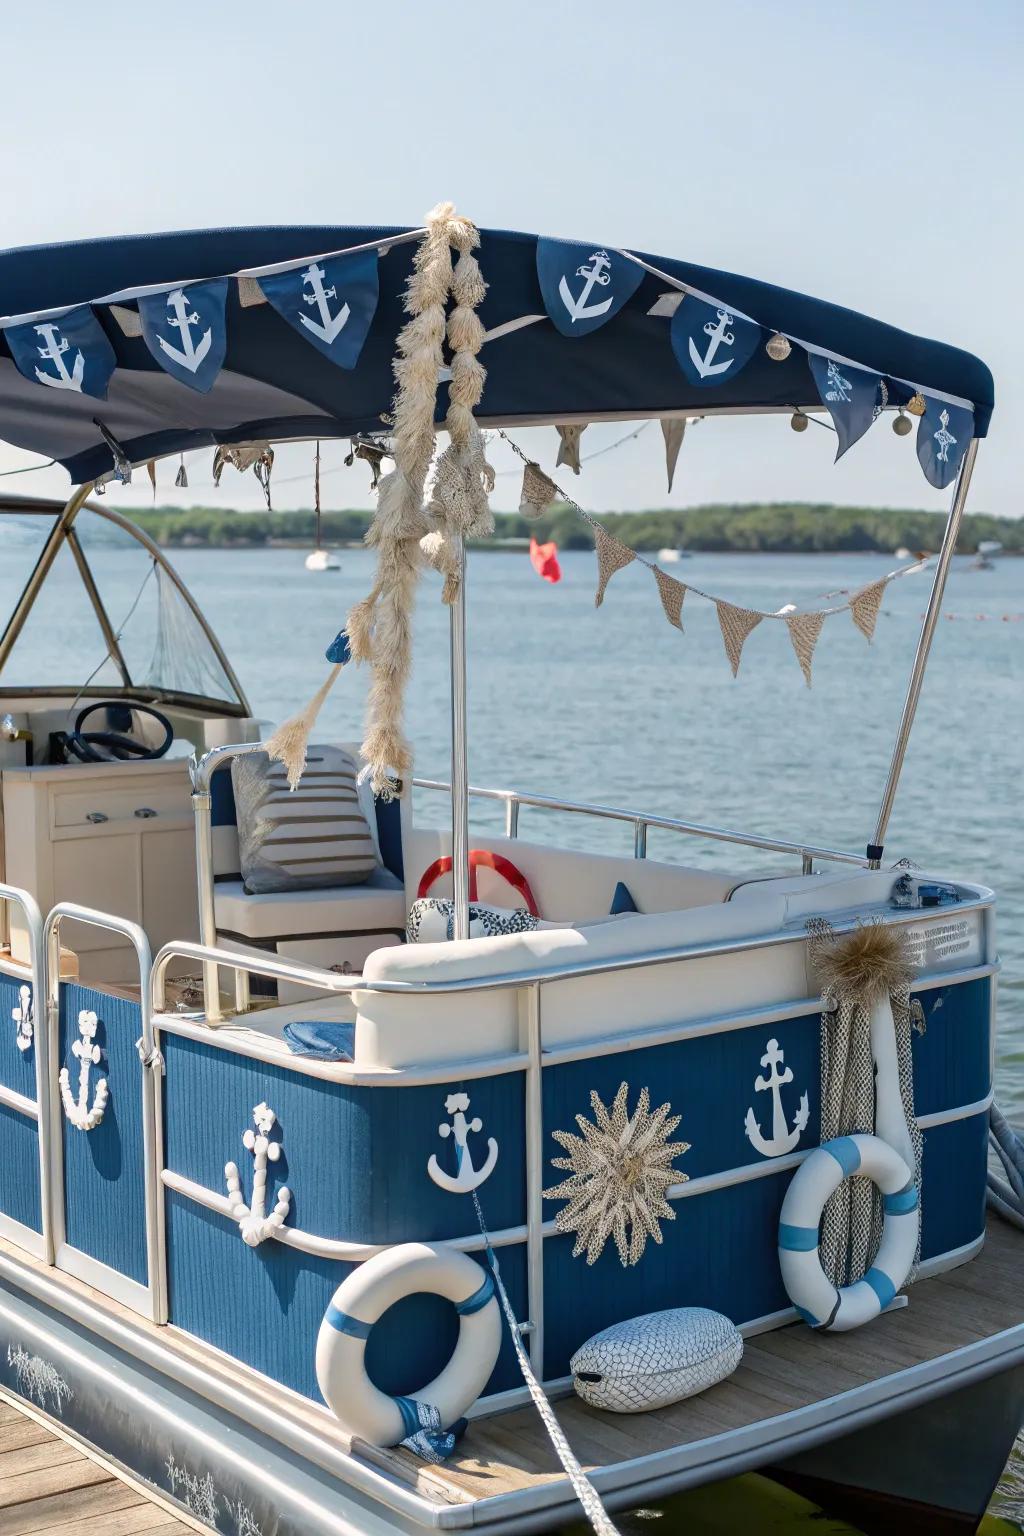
[315,1242,501,1445]
[778,1133,919,1333]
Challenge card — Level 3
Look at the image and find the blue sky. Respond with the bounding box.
[0,0,1018,516]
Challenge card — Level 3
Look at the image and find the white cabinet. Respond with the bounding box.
[2,760,199,984]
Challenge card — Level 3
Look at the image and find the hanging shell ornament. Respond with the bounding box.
[790,410,809,432]
[766,332,792,362]
[892,410,913,437]
[906,392,927,417]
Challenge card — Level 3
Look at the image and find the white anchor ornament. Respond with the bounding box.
[427,1092,499,1194]
[689,307,738,379]
[300,262,350,344]
[34,321,85,392]
[158,289,212,374]
[559,250,614,324]
[11,984,32,1053]
[744,1038,809,1158]
[225,1102,291,1247]
[59,1011,109,1131]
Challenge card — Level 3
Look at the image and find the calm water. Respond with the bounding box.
[1,529,1021,1528]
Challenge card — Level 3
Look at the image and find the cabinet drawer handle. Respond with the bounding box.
[134,807,158,819]
[86,811,108,824]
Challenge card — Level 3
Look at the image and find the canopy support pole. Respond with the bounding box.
[0,481,95,674]
[449,537,471,940]
[867,438,980,868]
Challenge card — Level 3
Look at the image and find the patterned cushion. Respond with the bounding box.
[407,898,541,944]
[231,746,378,895]
[570,1307,743,1413]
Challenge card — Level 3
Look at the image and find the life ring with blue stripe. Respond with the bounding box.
[778,1134,919,1333]
[315,1242,501,1446]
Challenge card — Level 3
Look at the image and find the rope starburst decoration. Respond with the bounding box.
[544,1082,690,1267]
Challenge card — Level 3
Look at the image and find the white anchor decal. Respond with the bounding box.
[934,407,957,464]
[688,307,737,379]
[299,262,350,344]
[59,1011,108,1132]
[823,359,853,403]
[744,1038,809,1158]
[225,1102,291,1247]
[11,984,32,1054]
[157,288,213,374]
[33,322,85,392]
[427,1092,499,1194]
[559,250,614,324]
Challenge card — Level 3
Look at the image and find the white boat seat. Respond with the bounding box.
[214,864,407,943]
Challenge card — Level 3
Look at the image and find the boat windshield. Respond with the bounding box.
[0,499,247,712]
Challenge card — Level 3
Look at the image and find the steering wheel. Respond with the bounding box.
[63,701,174,764]
[417,850,540,917]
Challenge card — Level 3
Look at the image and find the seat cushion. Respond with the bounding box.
[215,864,406,941]
[231,745,378,894]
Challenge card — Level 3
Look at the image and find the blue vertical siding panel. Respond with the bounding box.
[918,1110,990,1260]
[910,978,992,1117]
[0,1102,41,1233]
[60,984,148,1285]
[0,973,39,1099]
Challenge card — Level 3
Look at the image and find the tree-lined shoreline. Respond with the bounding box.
[125,503,1022,555]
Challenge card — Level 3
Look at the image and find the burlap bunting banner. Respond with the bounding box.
[661,418,686,492]
[519,460,558,519]
[652,565,686,630]
[594,526,637,606]
[785,610,827,687]
[717,602,763,677]
[556,423,587,474]
[850,579,887,642]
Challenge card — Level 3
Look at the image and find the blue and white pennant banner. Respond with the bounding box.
[536,238,644,338]
[3,306,116,399]
[917,397,973,489]
[137,279,228,394]
[808,354,883,459]
[258,248,379,369]
[670,296,762,389]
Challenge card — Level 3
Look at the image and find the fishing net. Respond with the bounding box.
[143,564,239,706]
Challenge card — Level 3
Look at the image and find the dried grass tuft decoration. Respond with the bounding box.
[809,917,917,1005]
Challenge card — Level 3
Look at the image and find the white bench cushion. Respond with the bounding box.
[214,864,406,941]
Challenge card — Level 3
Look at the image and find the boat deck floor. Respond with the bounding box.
[0,1391,200,1535]
[1,1221,1021,1525]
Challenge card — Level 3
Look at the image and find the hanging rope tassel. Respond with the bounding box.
[266,631,350,790]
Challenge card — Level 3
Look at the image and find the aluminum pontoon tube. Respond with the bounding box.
[868,438,980,866]
[449,536,471,942]
[0,480,94,673]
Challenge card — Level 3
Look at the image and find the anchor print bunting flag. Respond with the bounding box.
[536,238,644,338]
[917,397,973,490]
[808,354,882,459]
[4,306,116,399]
[137,278,228,393]
[258,248,379,370]
[670,296,762,390]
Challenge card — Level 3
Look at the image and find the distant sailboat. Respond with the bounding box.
[306,441,340,571]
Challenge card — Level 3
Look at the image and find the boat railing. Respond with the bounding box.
[412,777,869,875]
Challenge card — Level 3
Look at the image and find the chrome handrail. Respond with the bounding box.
[44,902,165,1324]
[413,778,867,873]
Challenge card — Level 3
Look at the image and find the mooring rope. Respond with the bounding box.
[471,1191,621,1536]
[988,1104,1024,1232]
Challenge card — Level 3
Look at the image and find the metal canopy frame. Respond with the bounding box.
[0,492,251,717]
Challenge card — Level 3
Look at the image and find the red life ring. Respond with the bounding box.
[417,850,540,918]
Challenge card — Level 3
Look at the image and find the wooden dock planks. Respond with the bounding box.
[0,1393,200,1535]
